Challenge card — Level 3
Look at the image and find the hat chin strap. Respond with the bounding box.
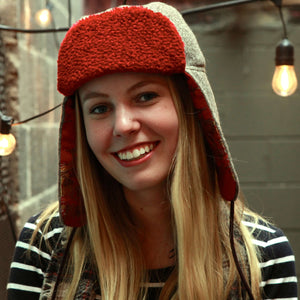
[229,200,255,300]
[51,227,77,300]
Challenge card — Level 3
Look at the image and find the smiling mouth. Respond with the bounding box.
[116,143,156,161]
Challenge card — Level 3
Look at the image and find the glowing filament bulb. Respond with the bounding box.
[35,8,52,27]
[0,133,16,156]
[272,38,298,97]
[272,65,298,97]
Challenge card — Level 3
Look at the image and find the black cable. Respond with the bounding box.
[68,0,72,28]
[0,0,289,33]
[51,227,77,300]
[12,103,62,126]
[271,0,288,39]
[181,0,263,16]
[49,7,60,50]
[229,201,255,300]
[278,7,288,39]
[0,24,69,34]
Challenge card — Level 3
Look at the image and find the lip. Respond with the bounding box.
[113,141,159,166]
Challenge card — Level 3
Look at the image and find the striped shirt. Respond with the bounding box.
[7,213,298,299]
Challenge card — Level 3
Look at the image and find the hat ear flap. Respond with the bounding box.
[59,96,86,227]
[185,75,239,202]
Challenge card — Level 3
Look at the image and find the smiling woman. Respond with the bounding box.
[7,2,298,300]
[79,73,179,194]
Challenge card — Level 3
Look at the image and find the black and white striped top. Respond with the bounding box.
[7,212,298,299]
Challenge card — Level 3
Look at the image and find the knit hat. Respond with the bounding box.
[57,2,239,227]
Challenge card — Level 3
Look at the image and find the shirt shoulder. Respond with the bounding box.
[20,211,64,254]
[7,209,64,300]
[242,214,298,299]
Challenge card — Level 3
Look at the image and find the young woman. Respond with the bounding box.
[7,2,297,299]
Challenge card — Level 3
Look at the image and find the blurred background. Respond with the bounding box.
[0,0,299,298]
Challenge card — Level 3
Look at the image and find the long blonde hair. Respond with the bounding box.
[35,75,262,299]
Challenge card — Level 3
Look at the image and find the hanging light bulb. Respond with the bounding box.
[35,7,52,27]
[0,133,16,156]
[0,112,16,156]
[272,38,298,97]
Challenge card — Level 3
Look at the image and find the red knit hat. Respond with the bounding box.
[57,2,239,227]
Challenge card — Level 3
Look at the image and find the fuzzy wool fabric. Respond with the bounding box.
[57,2,239,227]
[57,6,186,97]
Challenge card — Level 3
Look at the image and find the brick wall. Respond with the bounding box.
[15,0,83,227]
[0,0,82,296]
[0,1,19,297]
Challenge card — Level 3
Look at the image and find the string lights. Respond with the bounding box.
[0,104,62,156]
[272,39,298,97]
[0,0,298,156]
[35,1,53,28]
[35,7,52,28]
[0,112,16,156]
[271,0,298,97]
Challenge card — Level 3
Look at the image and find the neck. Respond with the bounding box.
[123,185,171,233]
[123,186,175,269]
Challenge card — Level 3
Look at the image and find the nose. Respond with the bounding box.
[113,106,140,137]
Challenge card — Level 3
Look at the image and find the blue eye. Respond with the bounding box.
[139,92,158,102]
[90,104,109,114]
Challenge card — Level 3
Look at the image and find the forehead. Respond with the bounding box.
[78,72,170,96]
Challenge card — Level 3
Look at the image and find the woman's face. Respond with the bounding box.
[79,72,179,193]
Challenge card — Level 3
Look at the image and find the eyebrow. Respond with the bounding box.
[81,77,167,103]
[81,91,108,102]
[127,79,165,93]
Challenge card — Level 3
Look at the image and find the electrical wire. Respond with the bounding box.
[11,103,62,126]
[0,24,69,34]
[0,0,290,33]
[68,0,72,28]
[271,0,288,39]
[181,0,262,16]
[49,8,60,50]
[278,8,288,38]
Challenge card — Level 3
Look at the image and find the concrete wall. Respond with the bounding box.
[1,0,299,296]
[185,2,300,285]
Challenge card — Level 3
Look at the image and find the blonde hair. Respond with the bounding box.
[34,75,262,299]
[165,75,262,299]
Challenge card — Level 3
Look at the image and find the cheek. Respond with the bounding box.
[170,119,179,153]
[84,123,109,158]
[163,107,179,141]
[169,110,179,155]
[154,107,179,156]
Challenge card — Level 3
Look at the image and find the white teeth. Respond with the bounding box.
[132,149,140,158]
[117,144,154,161]
[126,152,133,160]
